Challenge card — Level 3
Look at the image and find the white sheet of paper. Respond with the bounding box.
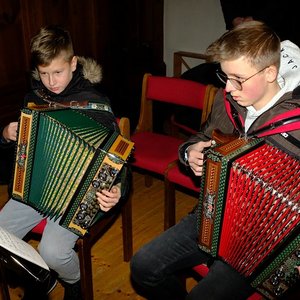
[0,226,49,270]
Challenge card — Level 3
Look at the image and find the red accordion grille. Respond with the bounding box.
[219,143,300,276]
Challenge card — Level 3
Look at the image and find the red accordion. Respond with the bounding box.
[198,136,300,299]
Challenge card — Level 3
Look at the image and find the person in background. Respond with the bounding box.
[220,0,299,46]
[130,21,300,300]
[0,25,130,300]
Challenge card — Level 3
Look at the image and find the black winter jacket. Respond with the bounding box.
[18,57,131,218]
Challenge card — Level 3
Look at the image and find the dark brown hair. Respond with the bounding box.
[30,25,74,67]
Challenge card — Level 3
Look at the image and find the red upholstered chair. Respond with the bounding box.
[131,73,217,207]
[29,117,133,300]
[161,82,218,230]
[191,264,263,300]
[164,161,201,229]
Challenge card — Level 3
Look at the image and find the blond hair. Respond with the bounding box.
[205,21,281,69]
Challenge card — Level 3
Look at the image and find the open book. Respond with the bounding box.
[0,226,50,282]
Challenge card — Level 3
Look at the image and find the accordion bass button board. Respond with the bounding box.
[197,137,300,299]
[12,107,134,236]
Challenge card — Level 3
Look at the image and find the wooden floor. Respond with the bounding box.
[0,172,198,300]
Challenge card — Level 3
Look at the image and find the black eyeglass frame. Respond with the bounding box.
[216,66,269,91]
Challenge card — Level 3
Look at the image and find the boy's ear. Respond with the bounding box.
[266,65,278,83]
[71,56,77,72]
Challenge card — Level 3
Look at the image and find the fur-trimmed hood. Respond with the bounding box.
[77,56,102,84]
[31,56,103,84]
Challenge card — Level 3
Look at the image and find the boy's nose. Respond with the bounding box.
[49,75,56,86]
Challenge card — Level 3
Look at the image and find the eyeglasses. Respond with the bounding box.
[216,66,269,91]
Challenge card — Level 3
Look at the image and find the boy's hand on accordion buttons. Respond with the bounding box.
[96,185,121,212]
[188,140,212,176]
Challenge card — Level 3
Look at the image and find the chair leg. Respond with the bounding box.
[164,178,176,230]
[77,195,133,299]
[121,193,133,262]
[77,238,93,300]
[0,261,11,300]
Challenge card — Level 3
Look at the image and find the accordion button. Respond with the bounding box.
[77,211,86,220]
[270,275,279,286]
[274,286,284,296]
[92,180,100,188]
[80,203,88,210]
[275,269,285,278]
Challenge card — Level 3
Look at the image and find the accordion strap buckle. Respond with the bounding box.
[70,101,81,108]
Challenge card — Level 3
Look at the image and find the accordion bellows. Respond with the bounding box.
[197,137,300,299]
[12,107,134,236]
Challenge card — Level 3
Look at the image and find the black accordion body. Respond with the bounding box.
[12,107,134,236]
[198,137,300,299]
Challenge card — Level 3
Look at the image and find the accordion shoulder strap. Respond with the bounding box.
[226,97,300,139]
[248,114,300,138]
[33,89,113,113]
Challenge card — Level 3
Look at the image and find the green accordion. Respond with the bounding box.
[12,107,134,236]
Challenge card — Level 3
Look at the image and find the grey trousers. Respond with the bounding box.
[0,199,80,283]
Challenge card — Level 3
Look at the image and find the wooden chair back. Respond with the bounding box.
[135,73,218,134]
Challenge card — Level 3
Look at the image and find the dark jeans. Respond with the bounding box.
[130,213,255,300]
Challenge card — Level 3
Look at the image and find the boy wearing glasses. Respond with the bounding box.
[130,21,300,299]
